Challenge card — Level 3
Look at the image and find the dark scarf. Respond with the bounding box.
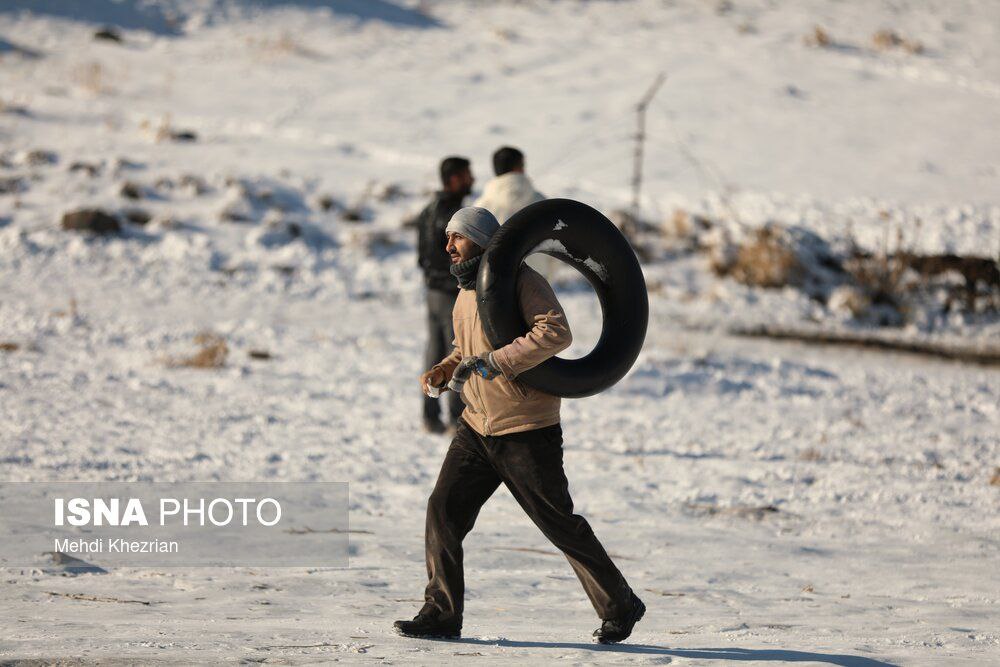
[450,255,481,290]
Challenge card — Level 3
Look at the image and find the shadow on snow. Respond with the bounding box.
[449,638,897,666]
[0,0,441,35]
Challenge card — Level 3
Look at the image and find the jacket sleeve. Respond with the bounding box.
[415,203,433,270]
[431,345,463,383]
[489,269,572,379]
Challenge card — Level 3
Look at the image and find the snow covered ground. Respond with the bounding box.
[1,0,998,664]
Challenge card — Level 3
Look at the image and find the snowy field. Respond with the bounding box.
[1,0,999,664]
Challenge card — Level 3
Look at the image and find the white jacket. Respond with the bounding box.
[474,172,545,223]
[475,172,559,281]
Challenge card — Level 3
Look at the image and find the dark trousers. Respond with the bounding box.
[422,420,633,622]
[423,288,463,424]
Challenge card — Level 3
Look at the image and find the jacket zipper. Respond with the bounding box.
[470,306,491,435]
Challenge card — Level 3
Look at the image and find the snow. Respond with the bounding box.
[1,0,999,664]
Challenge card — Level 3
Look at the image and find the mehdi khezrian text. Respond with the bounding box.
[53,538,179,554]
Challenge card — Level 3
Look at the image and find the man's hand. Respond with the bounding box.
[420,367,447,396]
[471,353,503,381]
[446,354,503,394]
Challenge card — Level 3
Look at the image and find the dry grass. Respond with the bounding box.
[711,226,802,288]
[804,25,833,48]
[665,208,715,249]
[52,298,79,319]
[493,27,518,42]
[844,253,908,311]
[805,26,923,56]
[316,194,339,212]
[166,332,228,369]
[797,447,825,462]
[0,98,30,115]
[348,229,404,257]
[0,176,24,194]
[898,253,999,312]
[342,182,375,222]
[608,209,660,262]
[246,33,321,60]
[139,114,197,143]
[872,29,923,54]
[990,467,1000,487]
[46,591,152,605]
[375,182,406,203]
[838,222,999,321]
[827,285,871,319]
[72,61,112,95]
[838,222,909,319]
[685,503,781,520]
[644,588,686,597]
[667,209,693,239]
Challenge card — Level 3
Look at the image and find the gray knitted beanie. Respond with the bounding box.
[445,206,500,249]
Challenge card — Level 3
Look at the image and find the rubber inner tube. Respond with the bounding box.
[477,198,648,398]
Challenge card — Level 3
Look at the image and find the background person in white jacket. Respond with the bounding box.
[474,146,558,281]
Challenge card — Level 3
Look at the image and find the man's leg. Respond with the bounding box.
[422,421,502,622]
[422,290,450,426]
[488,424,633,620]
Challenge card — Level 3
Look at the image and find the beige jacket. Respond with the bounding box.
[432,266,572,436]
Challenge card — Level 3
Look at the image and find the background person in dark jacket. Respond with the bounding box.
[416,156,475,433]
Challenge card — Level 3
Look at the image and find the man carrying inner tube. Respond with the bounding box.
[395,206,645,644]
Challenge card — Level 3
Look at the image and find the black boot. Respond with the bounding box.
[393,612,461,639]
[593,592,645,644]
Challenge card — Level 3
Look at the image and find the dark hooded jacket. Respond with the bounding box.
[416,190,465,292]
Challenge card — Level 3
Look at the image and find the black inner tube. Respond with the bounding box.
[477,198,648,398]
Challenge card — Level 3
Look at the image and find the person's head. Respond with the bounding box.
[492,146,525,176]
[445,207,499,264]
[439,156,473,196]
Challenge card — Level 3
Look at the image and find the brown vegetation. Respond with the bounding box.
[0,176,24,194]
[898,253,1000,311]
[711,225,802,288]
[73,61,111,95]
[872,29,923,54]
[842,252,908,315]
[805,25,924,56]
[140,115,198,143]
[797,447,824,462]
[732,325,1000,366]
[246,32,322,60]
[685,503,781,520]
[166,332,228,369]
[61,209,121,234]
[804,26,833,48]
